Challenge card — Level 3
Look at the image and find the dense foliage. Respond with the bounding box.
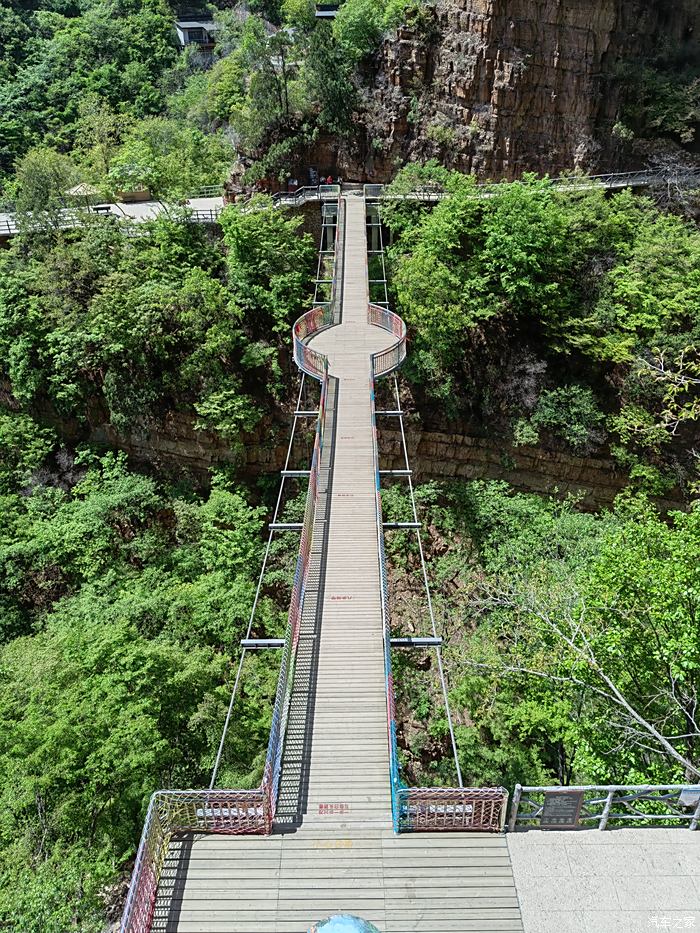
[0,161,313,930]
[383,165,700,494]
[384,480,700,789]
[0,0,363,197]
[0,438,295,930]
[0,0,178,176]
[616,35,700,146]
[1,0,699,927]
[0,200,313,440]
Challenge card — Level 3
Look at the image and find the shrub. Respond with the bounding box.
[333,0,386,64]
[512,418,540,448]
[531,386,605,452]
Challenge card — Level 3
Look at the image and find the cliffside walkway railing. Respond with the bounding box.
[510,784,700,831]
[364,167,700,202]
[120,351,330,932]
[6,168,700,237]
[0,185,341,238]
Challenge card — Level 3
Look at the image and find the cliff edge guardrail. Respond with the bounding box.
[509,784,700,831]
[363,168,700,202]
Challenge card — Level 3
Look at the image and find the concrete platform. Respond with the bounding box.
[508,828,700,933]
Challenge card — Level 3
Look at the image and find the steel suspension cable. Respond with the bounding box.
[209,374,308,789]
[391,374,464,787]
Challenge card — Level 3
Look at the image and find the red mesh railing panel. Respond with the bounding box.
[368,304,407,377]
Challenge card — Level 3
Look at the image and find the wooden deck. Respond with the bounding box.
[154,194,523,933]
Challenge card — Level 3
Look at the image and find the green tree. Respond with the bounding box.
[73,96,132,180]
[12,147,80,232]
[530,385,605,452]
[333,0,386,64]
[0,213,278,439]
[0,0,178,175]
[0,613,226,930]
[453,486,700,784]
[210,17,300,148]
[302,27,356,133]
[220,196,315,334]
[282,0,316,30]
[0,412,55,494]
[108,117,233,198]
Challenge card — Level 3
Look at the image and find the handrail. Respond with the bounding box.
[121,365,329,933]
[369,359,402,832]
[330,198,345,325]
[119,200,339,933]
[293,305,335,378]
[0,187,323,239]
[368,303,406,377]
[186,184,224,198]
[120,368,329,933]
[272,184,341,208]
[364,167,700,201]
[510,783,700,832]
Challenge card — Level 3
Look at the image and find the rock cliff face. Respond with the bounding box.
[84,407,682,512]
[344,0,700,180]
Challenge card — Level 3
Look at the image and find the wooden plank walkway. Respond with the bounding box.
[154,194,523,933]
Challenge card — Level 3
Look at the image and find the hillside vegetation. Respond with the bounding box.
[383,480,700,789]
[384,164,700,497]
[0,1,699,930]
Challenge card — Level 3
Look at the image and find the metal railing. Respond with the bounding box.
[272,184,341,208]
[293,305,334,378]
[119,788,267,932]
[509,784,700,832]
[0,216,18,236]
[121,361,330,933]
[398,787,509,831]
[188,207,224,223]
[369,306,508,833]
[331,198,345,325]
[293,186,342,374]
[186,184,224,199]
[368,304,406,377]
[364,168,700,202]
[0,186,327,239]
[121,367,329,932]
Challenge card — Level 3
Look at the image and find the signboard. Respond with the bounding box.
[679,786,700,808]
[540,789,585,828]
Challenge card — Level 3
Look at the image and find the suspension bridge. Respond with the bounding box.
[120,190,520,933]
[115,185,700,933]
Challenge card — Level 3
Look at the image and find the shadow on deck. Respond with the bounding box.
[150,378,339,930]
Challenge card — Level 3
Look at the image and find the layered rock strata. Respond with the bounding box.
[350,0,700,180]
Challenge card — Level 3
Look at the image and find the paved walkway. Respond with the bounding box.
[0,197,223,236]
[508,828,700,933]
